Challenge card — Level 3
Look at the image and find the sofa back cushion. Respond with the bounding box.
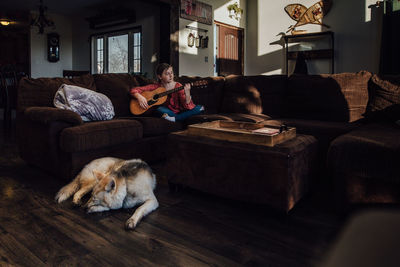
[177,76,225,114]
[364,74,400,122]
[93,74,152,117]
[285,71,372,122]
[220,75,287,116]
[17,74,96,112]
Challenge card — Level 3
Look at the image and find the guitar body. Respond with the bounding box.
[129,80,207,115]
[130,87,168,115]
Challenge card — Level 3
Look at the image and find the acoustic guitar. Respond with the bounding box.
[129,80,207,115]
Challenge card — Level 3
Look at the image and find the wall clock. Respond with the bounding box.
[47,33,60,62]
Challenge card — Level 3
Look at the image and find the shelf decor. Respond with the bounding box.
[187,32,195,47]
[284,0,332,35]
[180,0,212,25]
[227,2,243,20]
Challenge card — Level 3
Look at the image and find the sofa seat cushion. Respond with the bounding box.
[126,117,183,137]
[60,119,143,152]
[285,71,372,122]
[328,122,400,183]
[280,118,362,148]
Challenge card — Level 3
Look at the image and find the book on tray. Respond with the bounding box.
[251,127,280,136]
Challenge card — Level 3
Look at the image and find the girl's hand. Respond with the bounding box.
[184,83,191,96]
[184,83,192,104]
[135,93,148,109]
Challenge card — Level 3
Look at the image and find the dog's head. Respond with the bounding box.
[86,170,127,213]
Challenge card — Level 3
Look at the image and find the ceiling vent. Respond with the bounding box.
[86,8,135,29]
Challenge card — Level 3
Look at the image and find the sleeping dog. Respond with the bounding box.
[55,157,158,230]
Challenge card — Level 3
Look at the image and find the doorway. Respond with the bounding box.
[215,21,244,76]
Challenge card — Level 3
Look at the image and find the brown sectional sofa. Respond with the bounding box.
[16,71,400,209]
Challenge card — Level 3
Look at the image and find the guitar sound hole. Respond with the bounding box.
[148,99,157,105]
[153,94,159,99]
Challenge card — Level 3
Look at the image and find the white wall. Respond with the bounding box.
[324,0,382,73]
[179,0,246,77]
[72,1,160,78]
[246,0,383,75]
[30,2,160,79]
[30,12,73,78]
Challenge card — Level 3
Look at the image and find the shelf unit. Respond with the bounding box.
[283,31,334,75]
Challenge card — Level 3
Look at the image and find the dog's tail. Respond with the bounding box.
[55,176,80,203]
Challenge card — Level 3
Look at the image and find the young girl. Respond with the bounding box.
[130,63,204,122]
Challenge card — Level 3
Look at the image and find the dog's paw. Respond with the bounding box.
[55,192,68,203]
[125,218,137,230]
[72,197,82,206]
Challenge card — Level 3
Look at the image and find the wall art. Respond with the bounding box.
[284,0,332,34]
[180,0,213,25]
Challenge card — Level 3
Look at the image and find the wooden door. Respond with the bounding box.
[216,22,244,76]
[0,11,30,76]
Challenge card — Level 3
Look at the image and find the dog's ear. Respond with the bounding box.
[92,170,105,180]
[105,179,116,192]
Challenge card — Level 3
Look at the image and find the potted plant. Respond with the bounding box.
[227,2,243,19]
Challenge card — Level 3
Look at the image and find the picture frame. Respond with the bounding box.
[180,0,213,25]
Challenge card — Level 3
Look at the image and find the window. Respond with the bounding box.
[92,27,142,74]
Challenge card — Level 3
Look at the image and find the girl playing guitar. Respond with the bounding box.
[130,63,204,122]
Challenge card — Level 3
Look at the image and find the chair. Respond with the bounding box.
[0,64,27,132]
[0,68,21,132]
[63,70,90,78]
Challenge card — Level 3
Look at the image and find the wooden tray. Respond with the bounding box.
[187,120,296,146]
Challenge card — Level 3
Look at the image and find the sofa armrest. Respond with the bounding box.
[23,107,83,125]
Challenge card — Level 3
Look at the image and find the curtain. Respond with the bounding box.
[380,0,400,74]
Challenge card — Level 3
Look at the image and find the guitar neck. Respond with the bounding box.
[157,84,188,97]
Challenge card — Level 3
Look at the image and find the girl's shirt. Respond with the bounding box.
[130,82,196,113]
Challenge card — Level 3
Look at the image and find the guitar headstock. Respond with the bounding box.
[192,79,208,88]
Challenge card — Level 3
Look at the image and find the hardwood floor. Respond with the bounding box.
[0,123,348,266]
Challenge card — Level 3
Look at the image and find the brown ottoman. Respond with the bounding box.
[165,131,318,212]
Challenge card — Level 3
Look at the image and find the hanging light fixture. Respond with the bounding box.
[0,13,11,26]
[30,0,54,34]
[0,18,11,26]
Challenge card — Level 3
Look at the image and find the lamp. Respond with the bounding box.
[0,18,11,26]
[30,0,54,34]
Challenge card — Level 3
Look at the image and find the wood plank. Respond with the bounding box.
[0,229,46,266]
[0,213,104,266]
[109,211,242,267]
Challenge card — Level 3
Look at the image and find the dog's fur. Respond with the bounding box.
[55,157,158,230]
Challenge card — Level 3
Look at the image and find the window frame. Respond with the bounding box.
[90,26,142,74]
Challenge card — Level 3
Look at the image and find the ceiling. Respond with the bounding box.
[0,0,157,16]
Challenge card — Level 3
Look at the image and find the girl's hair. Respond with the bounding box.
[156,63,172,78]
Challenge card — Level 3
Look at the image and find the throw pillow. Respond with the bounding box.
[365,74,400,122]
[54,84,115,121]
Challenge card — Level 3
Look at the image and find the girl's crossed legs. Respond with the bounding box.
[156,105,204,122]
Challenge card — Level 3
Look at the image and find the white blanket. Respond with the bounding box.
[54,84,115,122]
